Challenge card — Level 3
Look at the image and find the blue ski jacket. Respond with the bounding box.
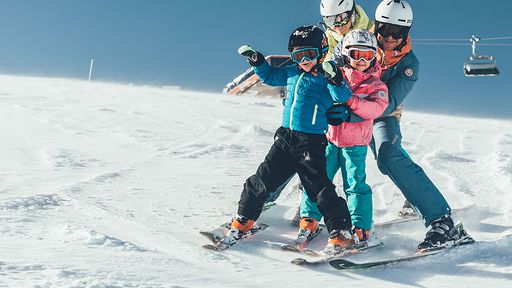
[378,50,419,118]
[252,61,353,135]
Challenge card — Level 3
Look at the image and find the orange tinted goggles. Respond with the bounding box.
[347,48,376,62]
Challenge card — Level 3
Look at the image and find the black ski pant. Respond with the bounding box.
[238,127,352,233]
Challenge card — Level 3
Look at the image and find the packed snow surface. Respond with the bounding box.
[0,75,511,287]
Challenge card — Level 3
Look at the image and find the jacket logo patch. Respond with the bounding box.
[405,68,414,77]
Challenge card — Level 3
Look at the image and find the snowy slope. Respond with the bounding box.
[0,75,511,287]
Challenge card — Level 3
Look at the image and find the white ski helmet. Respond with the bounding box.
[320,0,355,16]
[341,29,378,55]
[375,0,413,27]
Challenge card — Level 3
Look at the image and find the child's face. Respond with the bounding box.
[291,47,319,72]
[347,45,374,72]
[349,58,371,72]
[298,58,318,72]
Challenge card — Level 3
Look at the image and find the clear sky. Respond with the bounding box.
[0,0,511,118]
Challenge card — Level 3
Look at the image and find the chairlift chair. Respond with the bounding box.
[463,35,499,77]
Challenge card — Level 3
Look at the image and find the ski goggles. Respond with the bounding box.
[323,12,352,28]
[290,47,321,63]
[346,47,376,62]
[375,22,410,39]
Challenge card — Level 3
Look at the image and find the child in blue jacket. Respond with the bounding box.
[221,26,356,252]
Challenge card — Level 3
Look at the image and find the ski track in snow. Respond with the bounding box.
[0,75,511,287]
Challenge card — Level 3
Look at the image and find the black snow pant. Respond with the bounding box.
[238,127,352,233]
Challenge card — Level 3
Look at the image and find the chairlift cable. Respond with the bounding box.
[412,42,512,46]
[480,36,512,41]
[413,36,512,42]
[412,42,469,46]
[413,38,467,42]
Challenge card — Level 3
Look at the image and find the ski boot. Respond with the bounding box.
[352,226,371,243]
[221,215,255,245]
[417,216,475,251]
[324,229,355,255]
[398,200,417,218]
[295,217,320,244]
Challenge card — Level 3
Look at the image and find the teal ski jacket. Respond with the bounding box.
[252,61,353,135]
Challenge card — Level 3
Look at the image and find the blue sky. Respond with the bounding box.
[0,0,511,118]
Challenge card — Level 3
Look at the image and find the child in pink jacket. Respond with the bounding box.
[298,29,388,244]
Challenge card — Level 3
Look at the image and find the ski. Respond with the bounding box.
[281,226,324,256]
[201,223,269,251]
[290,241,384,267]
[199,228,226,244]
[328,248,445,269]
[375,204,476,228]
[329,222,475,270]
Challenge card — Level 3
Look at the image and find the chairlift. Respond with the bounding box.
[463,35,499,77]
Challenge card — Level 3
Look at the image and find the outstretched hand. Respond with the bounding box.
[238,45,265,66]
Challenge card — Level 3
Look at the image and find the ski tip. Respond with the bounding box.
[199,231,222,244]
[281,244,300,252]
[291,258,309,266]
[328,258,354,269]
[258,223,270,229]
[202,244,222,251]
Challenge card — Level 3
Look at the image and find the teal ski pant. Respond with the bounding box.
[300,143,373,230]
[371,116,451,226]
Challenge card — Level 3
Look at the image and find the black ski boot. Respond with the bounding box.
[418,216,474,251]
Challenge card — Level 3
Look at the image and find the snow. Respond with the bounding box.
[0,74,511,287]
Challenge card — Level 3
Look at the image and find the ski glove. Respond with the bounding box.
[330,42,346,67]
[320,60,344,85]
[238,45,265,66]
[327,103,350,126]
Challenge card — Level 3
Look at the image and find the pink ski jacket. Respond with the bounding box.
[327,64,389,147]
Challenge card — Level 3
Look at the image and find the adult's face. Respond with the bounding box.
[375,22,409,51]
[331,21,352,36]
[323,11,353,36]
[377,34,404,51]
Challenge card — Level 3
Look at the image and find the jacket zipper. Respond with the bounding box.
[290,72,305,130]
[312,104,318,125]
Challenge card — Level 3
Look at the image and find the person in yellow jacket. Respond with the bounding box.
[320,0,373,60]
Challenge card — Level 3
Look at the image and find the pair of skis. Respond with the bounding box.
[200,205,476,269]
[322,222,475,270]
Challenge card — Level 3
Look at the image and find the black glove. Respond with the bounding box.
[238,45,265,66]
[327,103,350,126]
[319,60,344,85]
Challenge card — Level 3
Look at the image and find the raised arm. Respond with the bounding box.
[239,45,289,87]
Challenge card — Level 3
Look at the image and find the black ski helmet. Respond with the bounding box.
[288,25,328,59]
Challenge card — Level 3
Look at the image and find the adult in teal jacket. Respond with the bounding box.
[332,0,472,250]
